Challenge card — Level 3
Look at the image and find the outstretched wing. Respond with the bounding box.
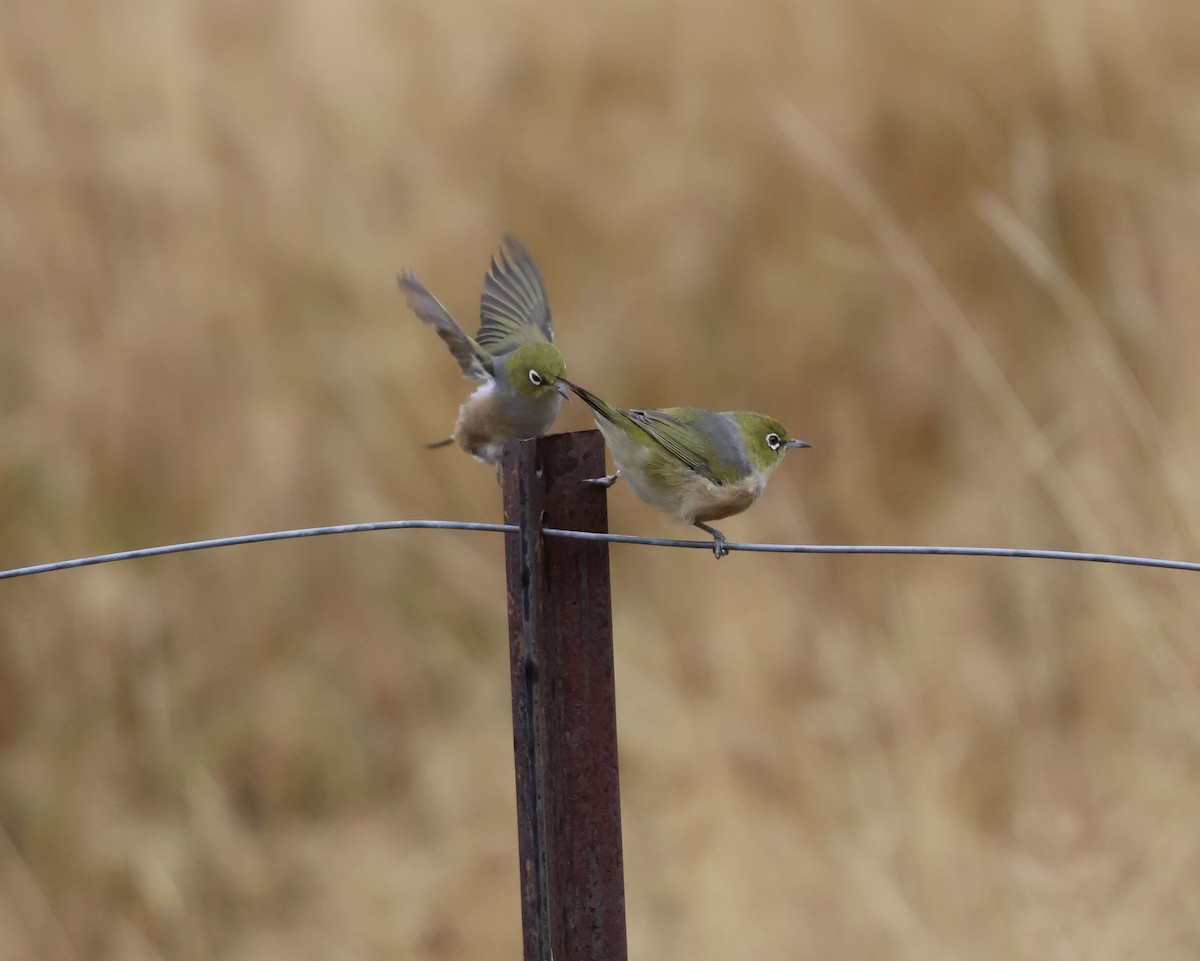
[477,235,554,352]
[399,272,491,381]
[625,408,725,483]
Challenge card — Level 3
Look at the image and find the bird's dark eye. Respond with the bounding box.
[766,432,782,451]
[528,370,543,386]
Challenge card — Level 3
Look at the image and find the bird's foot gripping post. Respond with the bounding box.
[502,430,628,961]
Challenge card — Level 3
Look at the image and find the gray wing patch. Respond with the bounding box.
[477,235,553,351]
[399,272,491,381]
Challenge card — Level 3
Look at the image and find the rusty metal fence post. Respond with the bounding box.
[502,430,628,961]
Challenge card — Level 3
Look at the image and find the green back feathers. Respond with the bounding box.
[477,236,555,352]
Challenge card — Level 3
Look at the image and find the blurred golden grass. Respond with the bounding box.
[3,0,1200,957]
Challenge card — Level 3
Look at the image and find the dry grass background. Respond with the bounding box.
[2,0,1200,957]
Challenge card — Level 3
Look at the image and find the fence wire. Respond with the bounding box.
[1,520,1198,581]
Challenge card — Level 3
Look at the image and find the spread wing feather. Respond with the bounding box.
[399,272,491,381]
[477,236,553,351]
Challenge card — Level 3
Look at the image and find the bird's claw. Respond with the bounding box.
[694,522,728,559]
[583,473,620,488]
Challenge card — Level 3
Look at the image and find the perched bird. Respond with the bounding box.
[399,236,568,467]
[563,380,811,558]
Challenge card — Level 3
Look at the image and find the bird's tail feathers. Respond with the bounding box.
[560,379,624,425]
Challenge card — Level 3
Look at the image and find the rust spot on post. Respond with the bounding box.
[502,430,627,961]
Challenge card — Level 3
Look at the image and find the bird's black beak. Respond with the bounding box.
[552,380,570,401]
[787,438,812,449]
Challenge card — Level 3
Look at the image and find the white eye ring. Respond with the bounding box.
[528,370,543,386]
[766,432,782,451]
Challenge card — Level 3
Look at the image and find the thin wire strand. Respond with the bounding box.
[547,530,1200,571]
[1,521,1198,580]
[0,521,517,581]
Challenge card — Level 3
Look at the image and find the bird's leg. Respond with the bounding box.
[583,469,622,488]
[694,521,728,559]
